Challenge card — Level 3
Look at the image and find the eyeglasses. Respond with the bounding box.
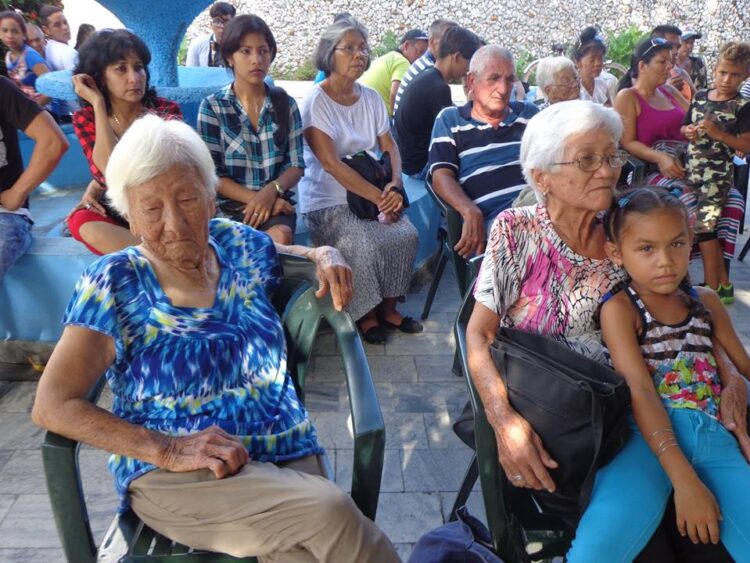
[554,149,628,172]
[640,37,670,59]
[335,46,370,58]
[211,17,232,26]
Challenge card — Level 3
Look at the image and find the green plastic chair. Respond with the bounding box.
[41,254,386,563]
[453,270,571,562]
[420,179,472,321]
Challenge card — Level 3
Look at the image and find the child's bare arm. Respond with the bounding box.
[701,122,750,154]
[698,286,750,378]
[601,295,722,544]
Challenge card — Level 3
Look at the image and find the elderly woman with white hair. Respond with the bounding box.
[467,100,749,560]
[31,114,399,562]
[535,56,581,108]
[299,14,421,345]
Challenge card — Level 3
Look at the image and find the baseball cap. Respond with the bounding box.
[401,29,428,43]
[681,31,702,42]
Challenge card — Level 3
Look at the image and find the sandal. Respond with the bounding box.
[380,315,423,334]
[361,325,388,344]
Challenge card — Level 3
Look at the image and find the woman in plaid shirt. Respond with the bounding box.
[66,29,182,255]
[198,15,304,245]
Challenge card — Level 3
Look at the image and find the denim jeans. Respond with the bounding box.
[567,410,750,563]
[0,213,32,281]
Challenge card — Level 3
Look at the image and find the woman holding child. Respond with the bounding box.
[467,100,750,561]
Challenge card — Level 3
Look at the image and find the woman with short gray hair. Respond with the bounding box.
[33,114,400,562]
[535,56,580,108]
[467,99,749,559]
[468,98,627,530]
[299,15,421,344]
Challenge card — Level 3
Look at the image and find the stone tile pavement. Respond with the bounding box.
[3,250,750,562]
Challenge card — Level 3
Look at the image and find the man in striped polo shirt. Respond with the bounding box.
[428,45,539,258]
[392,18,456,114]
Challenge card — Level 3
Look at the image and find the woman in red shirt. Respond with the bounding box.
[67,29,182,254]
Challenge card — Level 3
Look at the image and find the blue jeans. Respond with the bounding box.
[568,410,750,563]
[0,213,32,281]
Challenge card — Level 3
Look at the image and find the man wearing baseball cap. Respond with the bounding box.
[360,29,428,116]
[678,30,708,90]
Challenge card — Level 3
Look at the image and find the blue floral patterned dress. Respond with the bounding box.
[63,218,322,511]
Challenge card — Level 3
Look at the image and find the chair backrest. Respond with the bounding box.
[424,178,472,295]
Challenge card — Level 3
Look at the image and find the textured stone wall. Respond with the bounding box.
[186,0,750,75]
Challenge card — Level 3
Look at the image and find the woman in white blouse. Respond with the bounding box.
[298,15,421,345]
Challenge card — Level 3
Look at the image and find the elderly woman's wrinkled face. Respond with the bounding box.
[536,129,621,212]
[545,68,580,104]
[332,30,369,80]
[577,50,604,80]
[127,166,215,266]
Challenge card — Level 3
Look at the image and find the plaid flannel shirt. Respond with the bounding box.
[72,97,183,186]
[197,85,305,200]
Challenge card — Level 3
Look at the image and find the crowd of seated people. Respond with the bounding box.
[2,2,750,561]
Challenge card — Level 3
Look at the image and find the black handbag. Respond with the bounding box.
[490,327,631,526]
[341,150,408,220]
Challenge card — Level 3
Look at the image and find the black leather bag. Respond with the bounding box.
[341,151,408,220]
[490,327,631,525]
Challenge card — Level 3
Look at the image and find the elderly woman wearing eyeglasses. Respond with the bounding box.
[298,15,420,345]
[535,56,581,108]
[468,100,749,561]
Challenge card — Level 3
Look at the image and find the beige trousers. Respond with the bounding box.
[129,455,399,563]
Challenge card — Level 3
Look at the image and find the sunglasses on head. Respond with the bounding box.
[640,37,670,59]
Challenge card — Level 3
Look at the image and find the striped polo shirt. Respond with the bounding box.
[393,51,435,114]
[428,100,538,219]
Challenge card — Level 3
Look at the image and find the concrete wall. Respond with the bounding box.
[186,0,749,75]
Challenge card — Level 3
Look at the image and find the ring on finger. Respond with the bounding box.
[84,203,92,210]
[512,474,524,482]
[252,212,259,216]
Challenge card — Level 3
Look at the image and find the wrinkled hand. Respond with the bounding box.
[492,409,558,492]
[683,124,700,141]
[310,245,353,311]
[657,153,685,179]
[0,185,27,211]
[719,375,750,463]
[455,205,486,259]
[159,425,249,479]
[272,197,294,216]
[72,73,104,107]
[378,183,404,215]
[674,478,722,544]
[243,185,277,228]
[66,179,107,221]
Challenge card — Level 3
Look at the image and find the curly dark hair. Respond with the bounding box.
[719,41,750,69]
[73,28,157,111]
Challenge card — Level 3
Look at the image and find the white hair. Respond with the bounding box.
[468,44,513,77]
[105,114,218,218]
[535,56,577,100]
[520,100,623,199]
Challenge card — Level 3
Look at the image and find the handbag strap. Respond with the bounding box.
[579,388,604,510]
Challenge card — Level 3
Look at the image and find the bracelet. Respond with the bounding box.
[649,428,675,440]
[655,439,679,457]
[273,181,283,197]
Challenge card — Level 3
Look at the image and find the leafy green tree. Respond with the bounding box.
[606,26,648,69]
[0,0,64,25]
